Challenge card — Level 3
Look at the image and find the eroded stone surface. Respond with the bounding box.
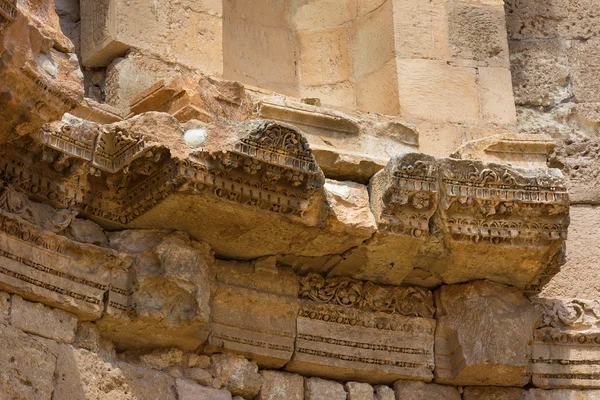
[258,371,304,400]
[393,380,461,400]
[10,294,77,343]
[434,280,540,386]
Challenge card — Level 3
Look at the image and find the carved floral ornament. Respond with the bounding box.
[298,273,435,318]
[536,299,600,330]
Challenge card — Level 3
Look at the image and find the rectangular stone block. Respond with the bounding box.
[286,302,435,384]
[392,0,435,59]
[207,284,299,369]
[356,58,400,116]
[532,299,600,389]
[447,1,510,67]
[478,67,517,124]
[81,0,222,73]
[0,222,109,319]
[11,295,77,343]
[297,27,351,87]
[396,59,479,123]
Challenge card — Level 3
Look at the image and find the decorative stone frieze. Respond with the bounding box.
[287,274,436,384]
[531,299,600,389]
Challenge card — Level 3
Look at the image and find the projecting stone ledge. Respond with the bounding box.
[2,112,375,261]
[0,112,569,288]
[328,152,569,291]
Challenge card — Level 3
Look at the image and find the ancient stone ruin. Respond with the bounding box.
[0,0,598,399]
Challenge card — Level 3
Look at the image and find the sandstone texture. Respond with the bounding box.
[0,0,597,398]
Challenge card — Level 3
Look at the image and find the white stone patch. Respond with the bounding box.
[184,128,208,148]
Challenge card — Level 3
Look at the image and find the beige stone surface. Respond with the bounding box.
[0,290,9,323]
[448,2,509,67]
[176,379,233,400]
[297,27,351,87]
[509,39,571,107]
[0,322,57,400]
[346,381,374,400]
[540,206,600,300]
[98,230,212,350]
[304,377,347,400]
[80,0,222,72]
[53,346,177,399]
[569,38,600,103]
[478,67,517,124]
[393,380,461,400]
[463,386,527,400]
[0,0,83,143]
[10,294,77,343]
[209,354,262,399]
[258,371,304,400]
[207,283,299,368]
[287,298,435,384]
[434,280,540,386]
[374,385,395,400]
[396,60,479,123]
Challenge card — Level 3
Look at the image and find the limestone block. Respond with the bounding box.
[53,346,178,400]
[223,11,297,95]
[208,354,262,399]
[0,188,125,320]
[540,207,600,299]
[391,0,435,59]
[297,27,351,86]
[325,180,377,235]
[452,133,555,169]
[351,0,395,79]
[290,0,357,31]
[550,137,600,205]
[415,122,463,158]
[176,379,233,400]
[374,385,395,400]
[562,0,600,40]
[305,377,347,400]
[139,348,184,370]
[332,153,438,284]
[185,368,213,386]
[105,52,188,112]
[463,386,527,400]
[434,281,541,386]
[66,218,108,246]
[258,371,304,400]
[0,322,57,400]
[80,0,222,73]
[528,389,600,399]
[531,299,600,389]
[298,81,357,110]
[396,60,479,123]
[436,158,569,290]
[393,380,461,400]
[447,2,510,67]
[207,283,300,368]
[0,290,9,323]
[10,295,77,343]
[504,0,567,40]
[215,259,299,297]
[98,230,212,350]
[0,0,83,143]
[478,67,517,124]
[346,381,374,400]
[288,277,436,383]
[356,58,401,116]
[570,38,600,103]
[509,39,571,107]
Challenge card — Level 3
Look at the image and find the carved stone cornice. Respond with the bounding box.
[1,116,326,226]
[535,299,600,331]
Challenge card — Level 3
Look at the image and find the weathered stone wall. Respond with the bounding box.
[506,0,600,300]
